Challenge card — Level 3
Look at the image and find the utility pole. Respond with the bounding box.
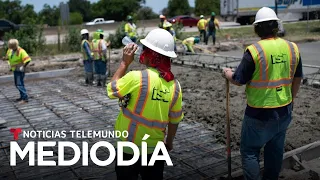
[275,0,278,15]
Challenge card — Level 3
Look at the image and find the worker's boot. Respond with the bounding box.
[97,74,102,86]
[88,72,94,85]
[84,73,89,86]
[101,75,107,87]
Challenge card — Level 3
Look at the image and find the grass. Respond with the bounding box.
[180,20,320,42]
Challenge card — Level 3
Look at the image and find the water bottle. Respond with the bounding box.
[122,36,142,55]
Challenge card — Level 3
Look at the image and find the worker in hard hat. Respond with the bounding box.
[107,28,183,179]
[197,15,207,42]
[222,7,303,180]
[205,12,220,45]
[182,37,200,54]
[158,14,167,29]
[80,29,94,85]
[163,21,177,51]
[124,16,137,43]
[5,39,31,104]
[92,29,108,87]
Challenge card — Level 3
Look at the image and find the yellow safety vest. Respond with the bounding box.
[6,47,31,71]
[81,40,91,60]
[197,19,207,30]
[107,68,184,154]
[182,37,195,46]
[124,22,137,38]
[245,38,300,108]
[91,39,105,61]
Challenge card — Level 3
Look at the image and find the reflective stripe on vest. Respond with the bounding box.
[124,71,180,143]
[248,40,297,88]
[169,79,181,118]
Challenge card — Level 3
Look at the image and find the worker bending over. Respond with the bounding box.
[92,29,108,86]
[182,37,200,54]
[107,29,183,180]
[6,39,31,104]
[124,16,137,43]
[197,15,207,42]
[205,12,220,45]
[223,7,303,180]
[80,29,94,85]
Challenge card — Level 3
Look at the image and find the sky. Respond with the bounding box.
[21,0,195,14]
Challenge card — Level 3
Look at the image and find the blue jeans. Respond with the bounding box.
[84,59,93,73]
[240,114,292,180]
[14,71,28,101]
[205,30,216,45]
[94,60,106,75]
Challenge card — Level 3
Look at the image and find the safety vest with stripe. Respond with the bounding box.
[124,23,137,38]
[182,37,195,46]
[107,68,183,154]
[246,38,300,108]
[6,47,31,71]
[81,40,91,60]
[91,39,106,61]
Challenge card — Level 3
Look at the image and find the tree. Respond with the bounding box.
[137,7,158,20]
[38,4,60,26]
[70,12,83,25]
[68,0,92,22]
[0,0,37,24]
[194,0,220,16]
[91,0,144,21]
[167,0,191,17]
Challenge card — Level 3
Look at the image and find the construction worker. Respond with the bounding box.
[92,29,108,86]
[124,15,137,43]
[6,39,31,104]
[107,28,183,180]
[205,12,220,45]
[158,14,167,29]
[80,29,94,85]
[163,21,177,51]
[222,7,302,180]
[182,37,200,54]
[197,15,207,42]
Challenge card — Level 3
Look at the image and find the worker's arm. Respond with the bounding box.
[106,43,138,99]
[292,55,303,101]
[215,19,220,30]
[166,81,183,151]
[101,41,107,60]
[21,50,31,67]
[83,41,92,60]
[223,50,255,86]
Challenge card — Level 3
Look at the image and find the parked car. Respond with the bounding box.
[0,19,21,41]
[168,15,199,27]
[85,18,115,26]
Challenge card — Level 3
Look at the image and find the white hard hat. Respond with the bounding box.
[253,7,279,24]
[200,15,204,18]
[160,15,166,19]
[81,29,89,35]
[140,29,177,58]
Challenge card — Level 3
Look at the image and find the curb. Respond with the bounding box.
[0,68,75,84]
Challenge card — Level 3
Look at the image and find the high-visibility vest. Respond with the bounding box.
[81,39,91,60]
[6,47,31,71]
[245,38,300,108]
[107,68,183,154]
[91,39,106,61]
[124,22,137,38]
[182,37,195,46]
[197,19,207,30]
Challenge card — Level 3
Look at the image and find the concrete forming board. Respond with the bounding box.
[0,77,241,180]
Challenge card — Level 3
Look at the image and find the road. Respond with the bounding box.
[44,22,241,44]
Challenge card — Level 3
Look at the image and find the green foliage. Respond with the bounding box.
[107,22,126,48]
[195,0,220,16]
[68,0,92,22]
[0,0,37,24]
[38,4,60,26]
[172,23,184,40]
[64,27,81,52]
[3,19,45,55]
[70,12,83,25]
[136,7,158,20]
[91,0,144,21]
[167,0,191,17]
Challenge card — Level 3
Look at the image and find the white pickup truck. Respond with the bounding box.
[85,18,115,26]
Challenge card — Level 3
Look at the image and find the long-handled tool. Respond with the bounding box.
[226,79,232,179]
[107,45,111,77]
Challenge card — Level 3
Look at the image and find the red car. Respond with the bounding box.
[168,15,199,27]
